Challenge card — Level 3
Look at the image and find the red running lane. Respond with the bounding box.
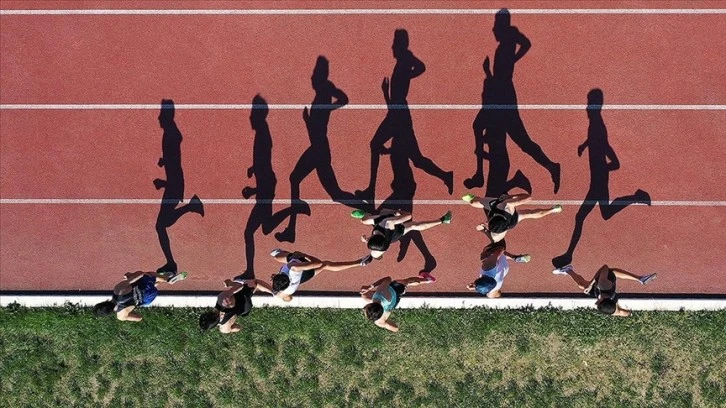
[1,1,725,295]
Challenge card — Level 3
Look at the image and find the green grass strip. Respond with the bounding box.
[1,304,724,407]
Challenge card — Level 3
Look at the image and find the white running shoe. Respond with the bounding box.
[270,248,284,257]
[552,265,573,275]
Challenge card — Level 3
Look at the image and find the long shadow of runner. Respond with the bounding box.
[238,95,312,279]
[357,29,453,202]
[275,56,368,243]
[153,99,204,273]
[466,9,560,194]
[467,55,532,197]
[376,114,437,273]
[552,89,651,268]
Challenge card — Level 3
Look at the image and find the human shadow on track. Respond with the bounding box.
[275,56,370,244]
[153,99,204,273]
[551,89,651,268]
[466,54,532,198]
[238,95,312,279]
[464,9,559,195]
[375,120,437,273]
[356,29,453,203]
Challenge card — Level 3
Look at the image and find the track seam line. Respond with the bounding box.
[2,9,726,15]
[2,104,725,110]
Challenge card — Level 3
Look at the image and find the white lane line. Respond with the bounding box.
[2,9,725,15]
[2,295,725,311]
[1,104,725,110]
[1,199,725,206]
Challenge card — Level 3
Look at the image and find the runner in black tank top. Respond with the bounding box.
[462,192,563,243]
[199,278,273,334]
[351,208,452,281]
[552,263,657,317]
[217,285,253,325]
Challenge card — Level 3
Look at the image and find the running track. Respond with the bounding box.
[1,1,724,296]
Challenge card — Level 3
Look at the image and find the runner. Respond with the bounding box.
[465,231,530,298]
[462,192,561,243]
[93,270,187,321]
[353,208,452,267]
[552,264,657,316]
[198,277,272,334]
[360,274,435,332]
[266,249,373,302]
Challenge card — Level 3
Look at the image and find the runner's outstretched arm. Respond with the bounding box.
[514,30,531,63]
[409,52,426,78]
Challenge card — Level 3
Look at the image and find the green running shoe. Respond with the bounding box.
[441,210,453,224]
[168,271,188,284]
[351,209,366,219]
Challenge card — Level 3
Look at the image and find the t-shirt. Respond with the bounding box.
[279,259,304,295]
[479,254,510,293]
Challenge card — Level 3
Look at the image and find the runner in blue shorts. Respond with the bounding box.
[466,231,530,298]
[93,270,187,322]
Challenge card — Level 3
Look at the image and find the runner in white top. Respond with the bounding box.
[262,249,373,302]
[466,224,530,298]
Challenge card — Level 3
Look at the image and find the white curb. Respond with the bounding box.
[2,295,724,311]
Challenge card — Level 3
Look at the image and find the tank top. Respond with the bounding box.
[216,285,254,325]
[372,286,399,312]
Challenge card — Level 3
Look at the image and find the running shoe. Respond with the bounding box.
[168,271,188,284]
[351,209,366,219]
[514,254,531,263]
[270,248,284,257]
[461,193,476,203]
[419,271,437,283]
[552,265,573,275]
[441,210,453,224]
[551,204,563,214]
[639,273,658,285]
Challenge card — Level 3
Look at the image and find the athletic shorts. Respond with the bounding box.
[300,269,316,284]
[137,275,159,307]
[585,269,617,299]
[390,281,407,309]
[389,224,406,244]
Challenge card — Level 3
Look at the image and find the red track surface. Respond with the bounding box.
[1,1,724,295]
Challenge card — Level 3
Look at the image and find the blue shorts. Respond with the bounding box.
[137,275,159,307]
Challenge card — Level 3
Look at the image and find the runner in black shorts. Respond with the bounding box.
[199,277,272,334]
[263,249,373,302]
[353,208,452,280]
[360,274,435,332]
[552,263,657,317]
[93,270,187,322]
[462,192,562,243]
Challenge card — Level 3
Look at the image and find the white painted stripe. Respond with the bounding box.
[1,9,725,16]
[2,295,724,311]
[1,104,724,111]
[0,198,724,207]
